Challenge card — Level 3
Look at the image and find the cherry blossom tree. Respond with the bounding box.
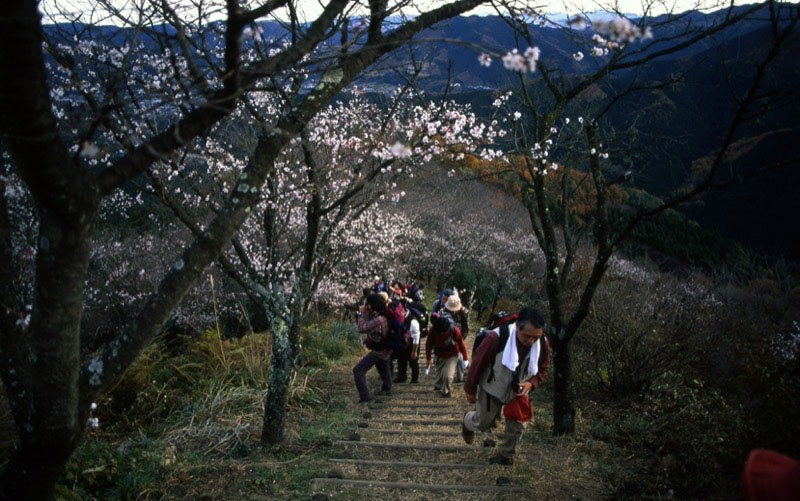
[477,0,798,435]
[0,0,494,496]
[152,83,503,442]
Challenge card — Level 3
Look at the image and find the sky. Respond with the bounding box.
[282,0,732,18]
[40,0,734,25]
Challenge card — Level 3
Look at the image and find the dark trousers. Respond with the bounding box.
[352,351,392,401]
[395,344,419,382]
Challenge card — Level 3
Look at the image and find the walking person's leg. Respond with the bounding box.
[394,347,409,383]
[455,353,465,383]
[409,352,419,383]
[462,387,503,444]
[495,419,525,463]
[352,352,379,402]
[441,355,458,397]
[433,356,446,392]
[375,355,393,395]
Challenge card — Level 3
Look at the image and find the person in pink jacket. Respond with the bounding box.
[352,293,393,403]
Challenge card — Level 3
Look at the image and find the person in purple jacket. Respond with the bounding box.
[461,307,550,465]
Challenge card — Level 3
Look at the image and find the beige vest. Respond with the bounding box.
[478,324,538,403]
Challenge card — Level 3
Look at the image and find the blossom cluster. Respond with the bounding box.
[592,17,653,43]
[501,47,541,73]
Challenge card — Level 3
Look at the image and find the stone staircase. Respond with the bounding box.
[310,377,531,500]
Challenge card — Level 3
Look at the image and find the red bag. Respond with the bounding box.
[503,394,533,422]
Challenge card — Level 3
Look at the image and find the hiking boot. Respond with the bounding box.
[461,414,475,445]
[376,389,392,396]
[393,377,407,384]
[489,454,513,466]
[410,378,419,384]
[356,398,372,404]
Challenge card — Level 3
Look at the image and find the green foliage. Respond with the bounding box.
[62,435,175,500]
[102,342,186,428]
[616,189,742,269]
[191,330,271,385]
[300,321,361,368]
[446,260,505,316]
[447,260,480,294]
[296,399,352,444]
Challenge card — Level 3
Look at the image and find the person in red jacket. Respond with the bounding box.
[461,307,550,465]
[741,449,800,500]
[425,312,468,398]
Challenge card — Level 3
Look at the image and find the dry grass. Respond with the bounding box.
[60,334,612,500]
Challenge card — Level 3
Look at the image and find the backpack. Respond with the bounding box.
[383,300,406,352]
[430,311,456,349]
[471,311,517,358]
[407,302,428,338]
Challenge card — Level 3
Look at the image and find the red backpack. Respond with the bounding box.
[471,312,518,358]
[382,300,406,352]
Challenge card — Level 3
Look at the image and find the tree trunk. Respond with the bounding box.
[261,317,295,446]
[551,336,576,435]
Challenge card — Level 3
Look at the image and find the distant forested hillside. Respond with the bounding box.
[44,4,800,258]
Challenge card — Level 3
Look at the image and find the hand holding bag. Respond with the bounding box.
[503,393,532,422]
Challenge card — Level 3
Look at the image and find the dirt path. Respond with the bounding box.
[308,362,534,500]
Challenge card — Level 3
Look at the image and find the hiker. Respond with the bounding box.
[343,287,372,321]
[390,280,407,299]
[381,291,407,380]
[441,294,471,383]
[394,302,426,384]
[373,276,389,294]
[432,288,470,339]
[352,293,393,403]
[408,282,425,303]
[431,287,454,314]
[461,307,550,465]
[425,311,468,398]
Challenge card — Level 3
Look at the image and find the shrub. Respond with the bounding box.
[576,269,715,398]
[190,330,271,384]
[62,435,175,500]
[300,321,361,368]
[590,374,753,498]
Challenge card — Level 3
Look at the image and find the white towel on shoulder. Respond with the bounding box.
[501,323,540,376]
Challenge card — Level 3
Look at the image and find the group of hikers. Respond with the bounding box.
[352,279,551,466]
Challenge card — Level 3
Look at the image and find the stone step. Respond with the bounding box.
[333,440,472,452]
[311,478,528,493]
[368,403,453,409]
[361,418,462,427]
[327,458,484,469]
[358,429,462,437]
[364,409,456,417]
